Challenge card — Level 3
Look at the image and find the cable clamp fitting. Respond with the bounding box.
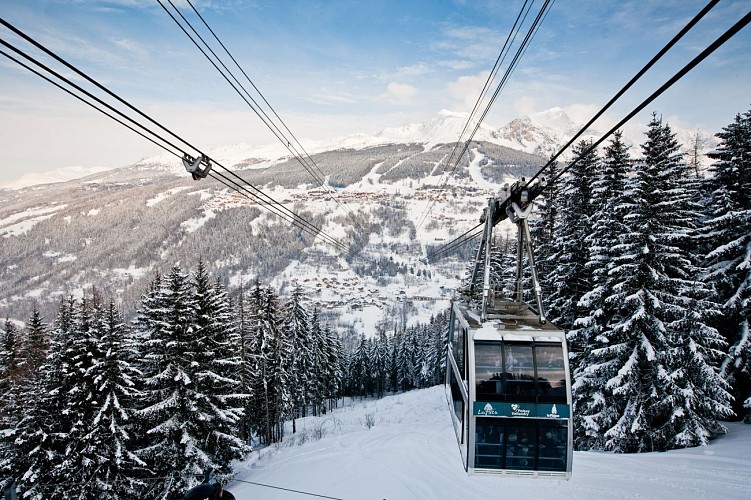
[182,153,212,180]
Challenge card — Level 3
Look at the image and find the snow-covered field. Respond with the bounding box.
[228,386,750,499]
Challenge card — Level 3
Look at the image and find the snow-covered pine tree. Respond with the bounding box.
[0,318,21,488]
[0,318,20,428]
[16,305,49,400]
[53,295,105,495]
[134,265,210,498]
[348,334,369,399]
[396,327,415,392]
[235,282,258,443]
[569,131,631,449]
[384,329,395,394]
[546,140,599,330]
[532,155,560,287]
[371,328,388,398]
[12,302,73,499]
[243,281,267,445]
[262,286,290,443]
[309,308,331,413]
[281,285,311,427]
[599,115,732,452]
[323,324,344,411]
[83,299,146,498]
[703,107,751,423]
[190,262,247,473]
[426,311,449,386]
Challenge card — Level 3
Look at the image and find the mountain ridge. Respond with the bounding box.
[3,107,712,190]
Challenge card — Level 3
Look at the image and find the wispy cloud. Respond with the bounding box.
[380,82,418,105]
[446,72,491,110]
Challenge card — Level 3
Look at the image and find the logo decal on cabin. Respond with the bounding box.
[546,404,559,418]
[510,403,531,417]
[478,403,498,416]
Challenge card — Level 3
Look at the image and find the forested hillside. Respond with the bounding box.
[529,109,751,447]
[0,141,543,326]
[0,263,448,498]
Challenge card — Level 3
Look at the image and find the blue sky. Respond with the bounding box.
[1,0,749,183]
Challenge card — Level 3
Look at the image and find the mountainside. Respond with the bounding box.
[0,138,544,332]
[0,107,715,331]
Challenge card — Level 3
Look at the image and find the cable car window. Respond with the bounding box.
[538,421,568,472]
[505,420,538,470]
[453,321,465,374]
[448,364,465,439]
[475,342,504,400]
[503,343,536,401]
[535,344,567,403]
[474,417,504,469]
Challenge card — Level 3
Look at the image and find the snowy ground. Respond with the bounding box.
[226,386,750,499]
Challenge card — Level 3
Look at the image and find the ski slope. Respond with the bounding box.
[227,386,750,499]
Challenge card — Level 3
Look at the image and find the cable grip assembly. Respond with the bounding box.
[182,153,212,180]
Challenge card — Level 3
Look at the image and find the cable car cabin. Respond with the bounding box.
[445,298,573,478]
[442,181,572,477]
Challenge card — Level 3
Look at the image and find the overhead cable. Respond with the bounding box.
[428,4,750,262]
[158,0,365,234]
[526,0,722,186]
[546,8,751,187]
[416,0,554,233]
[427,223,483,262]
[429,0,535,193]
[0,19,350,253]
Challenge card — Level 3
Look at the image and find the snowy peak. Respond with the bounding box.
[374,109,501,148]
[494,115,567,158]
[530,107,578,132]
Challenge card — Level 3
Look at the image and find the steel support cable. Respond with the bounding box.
[0,37,341,246]
[417,0,553,233]
[0,39,310,237]
[204,157,350,251]
[416,0,534,232]
[0,23,349,252]
[156,0,303,171]
[205,167,348,251]
[429,0,533,191]
[228,478,343,500]
[0,47,183,160]
[516,0,555,66]
[207,169,350,253]
[185,0,328,185]
[548,9,751,187]
[427,223,483,261]
[525,0,722,186]
[446,0,553,176]
[184,0,357,229]
[0,17,204,157]
[181,0,367,237]
[427,0,728,262]
[0,37,186,157]
[428,228,483,262]
[160,0,366,234]
[427,5,749,263]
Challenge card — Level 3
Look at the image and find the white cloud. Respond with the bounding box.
[381,82,417,105]
[393,64,430,78]
[514,95,536,116]
[446,72,490,110]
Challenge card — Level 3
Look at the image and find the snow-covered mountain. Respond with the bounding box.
[2,107,714,190]
[0,107,716,332]
[0,136,543,332]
